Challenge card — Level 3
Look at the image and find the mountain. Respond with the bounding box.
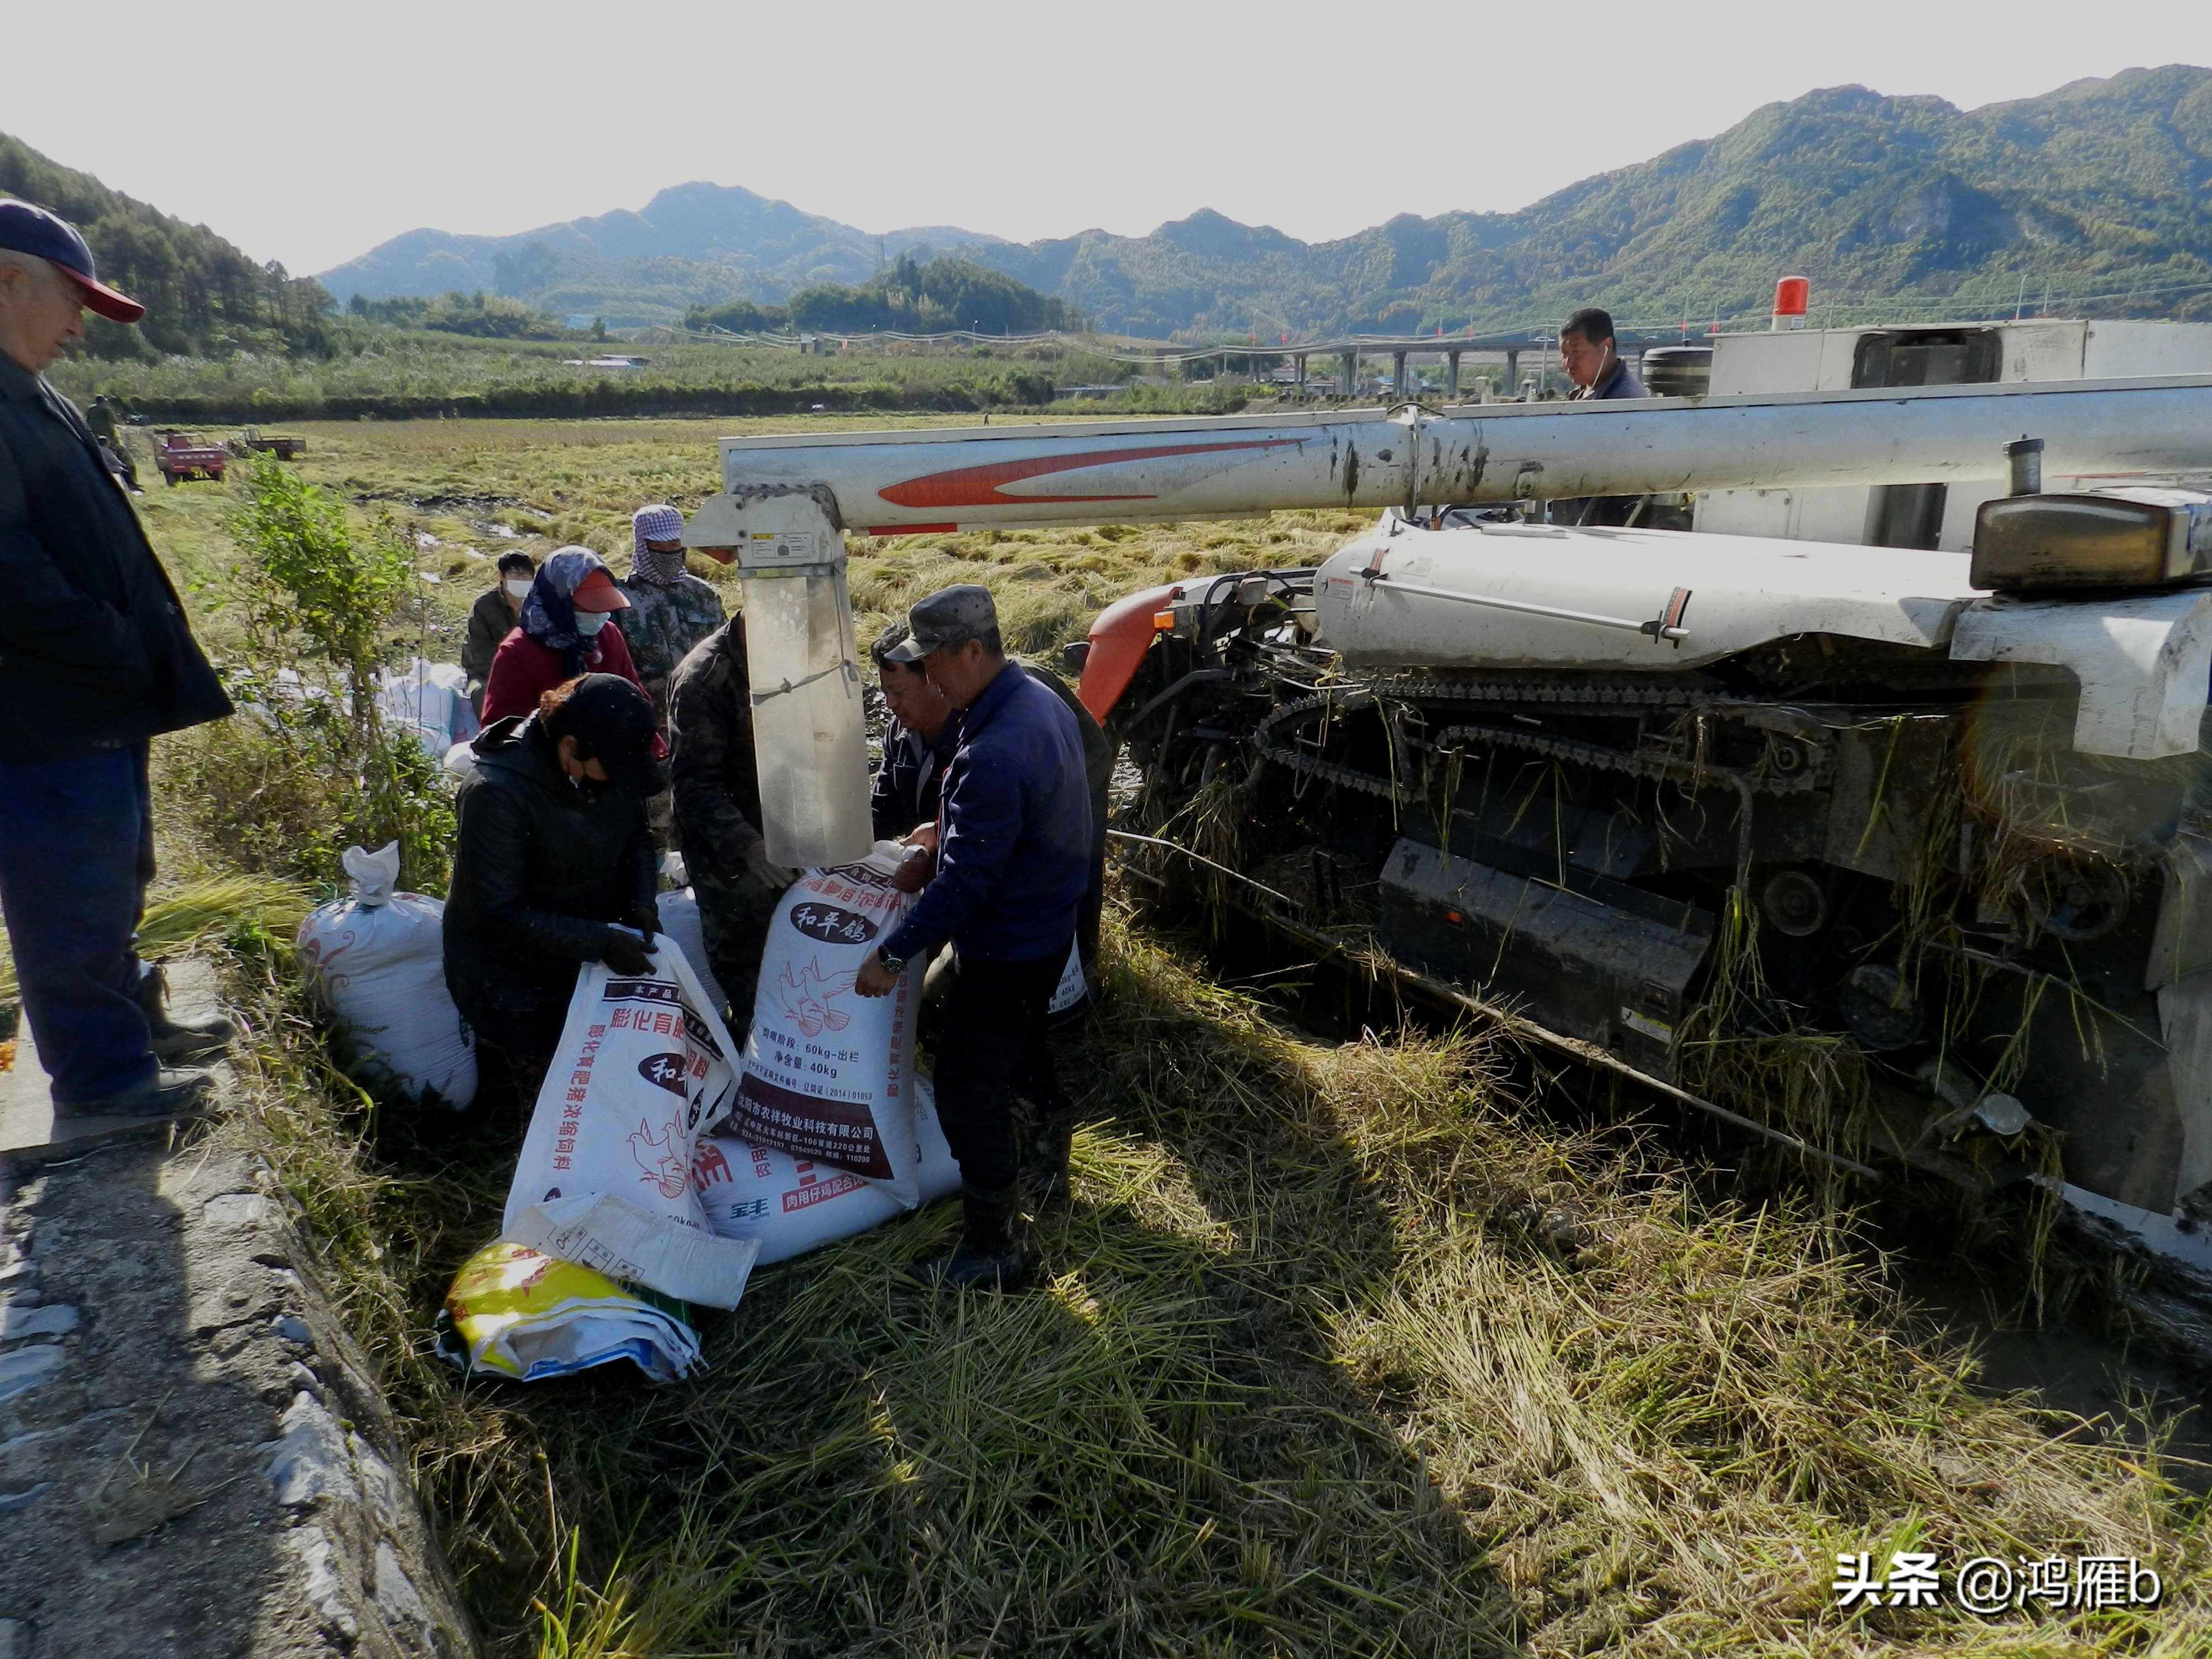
[318,180,1006,326]
[956,65,2212,337]
[0,134,334,358]
[323,65,2212,338]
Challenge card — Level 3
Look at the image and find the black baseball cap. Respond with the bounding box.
[0,201,145,324]
[884,584,999,661]
[551,674,667,798]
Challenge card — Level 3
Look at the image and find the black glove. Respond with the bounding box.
[622,903,660,944]
[601,927,654,977]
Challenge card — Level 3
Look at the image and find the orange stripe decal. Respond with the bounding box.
[876,439,1303,510]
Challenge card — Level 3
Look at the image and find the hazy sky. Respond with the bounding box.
[12,0,2211,276]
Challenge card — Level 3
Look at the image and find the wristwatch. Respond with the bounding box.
[876,950,909,975]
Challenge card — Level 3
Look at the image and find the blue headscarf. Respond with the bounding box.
[518,546,614,678]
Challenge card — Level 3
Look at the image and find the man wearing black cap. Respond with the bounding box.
[0,199,236,1121]
[444,673,666,1115]
[854,585,1091,1290]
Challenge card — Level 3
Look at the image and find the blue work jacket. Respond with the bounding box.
[880,661,1088,965]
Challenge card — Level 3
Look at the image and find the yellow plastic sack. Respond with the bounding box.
[435,1240,702,1384]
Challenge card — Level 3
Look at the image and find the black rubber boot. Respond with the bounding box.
[1019,1109,1075,1211]
[910,1185,1028,1291]
[138,964,237,1064]
[58,1066,214,1120]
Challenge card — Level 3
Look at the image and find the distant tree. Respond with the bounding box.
[684,296,791,333]
[786,258,1084,335]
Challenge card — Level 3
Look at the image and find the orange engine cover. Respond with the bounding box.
[1078,582,1185,724]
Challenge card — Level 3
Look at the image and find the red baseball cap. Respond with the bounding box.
[0,200,146,324]
[570,568,632,612]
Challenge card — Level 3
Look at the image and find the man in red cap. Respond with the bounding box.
[0,199,237,1120]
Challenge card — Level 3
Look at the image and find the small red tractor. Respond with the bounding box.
[152,430,227,486]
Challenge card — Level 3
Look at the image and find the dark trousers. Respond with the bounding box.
[933,945,1070,1192]
[684,853,781,1025]
[0,744,157,1104]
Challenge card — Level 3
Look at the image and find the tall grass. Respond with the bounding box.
[199,893,2206,1656]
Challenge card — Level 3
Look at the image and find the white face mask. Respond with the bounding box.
[503,577,531,599]
[573,609,611,636]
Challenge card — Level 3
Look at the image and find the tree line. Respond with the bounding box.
[1,134,335,359]
[686,255,1084,337]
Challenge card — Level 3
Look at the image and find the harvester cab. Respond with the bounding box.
[682,371,2212,1249]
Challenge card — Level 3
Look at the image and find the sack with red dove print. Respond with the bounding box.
[500,938,760,1309]
[724,843,927,1206]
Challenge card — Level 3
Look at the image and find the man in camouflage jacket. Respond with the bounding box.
[615,503,728,711]
[667,616,795,1021]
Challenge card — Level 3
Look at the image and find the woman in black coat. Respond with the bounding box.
[443,674,666,1108]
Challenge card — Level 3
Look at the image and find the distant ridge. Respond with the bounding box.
[321,65,2212,337]
[1,133,332,358]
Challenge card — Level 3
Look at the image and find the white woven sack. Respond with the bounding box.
[911,1074,962,1206]
[655,889,731,1019]
[502,937,759,1309]
[726,845,925,1204]
[690,1136,907,1266]
[298,842,477,1107]
[691,1074,963,1265]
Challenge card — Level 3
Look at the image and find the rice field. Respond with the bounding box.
[104,420,2212,1655]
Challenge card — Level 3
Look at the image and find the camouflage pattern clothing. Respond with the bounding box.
[667,618,779,1021]
[615,573,726,711]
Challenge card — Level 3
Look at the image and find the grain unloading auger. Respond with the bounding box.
[683,375,2212,1246]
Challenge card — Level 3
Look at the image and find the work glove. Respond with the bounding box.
[742,840,802,891]
[622,903,661,944]
[600,927,654,978]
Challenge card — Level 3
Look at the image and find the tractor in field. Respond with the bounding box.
[152,429,227,485]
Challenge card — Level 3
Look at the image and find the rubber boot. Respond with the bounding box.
[1019,1109,1075,1211]
[138,964,237,1064]
[909,1184,1028,1291]
[58,1065,214,1120]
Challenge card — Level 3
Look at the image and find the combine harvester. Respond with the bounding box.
[682,343,2212,1281]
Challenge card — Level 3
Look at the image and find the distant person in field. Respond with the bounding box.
[614,504,728,713]
[462,550,536,719]
[1550,306,1649,528]
[478,547,651,725]
[83,394,140,491]
[0,200,236,1121]
[445,674,665,1117]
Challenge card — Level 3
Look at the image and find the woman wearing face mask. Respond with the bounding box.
[478,546,650,727]
[445,673,666,1119]
[461,551,536,719]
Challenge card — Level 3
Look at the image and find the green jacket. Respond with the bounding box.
[615,574,726,706]
[667,619,765,873]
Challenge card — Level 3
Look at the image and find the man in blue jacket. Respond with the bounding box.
[855,585,1089,1290]
[0,202,235,1120]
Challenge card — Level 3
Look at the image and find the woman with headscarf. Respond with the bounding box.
[614,503,728,714]
[479,547,649,727]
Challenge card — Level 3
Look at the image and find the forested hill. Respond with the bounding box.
[324,64,2212,339]
[966,64,2212,338]
[0,135,334,358]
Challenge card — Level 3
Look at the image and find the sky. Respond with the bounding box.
[11,0,2212,276]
